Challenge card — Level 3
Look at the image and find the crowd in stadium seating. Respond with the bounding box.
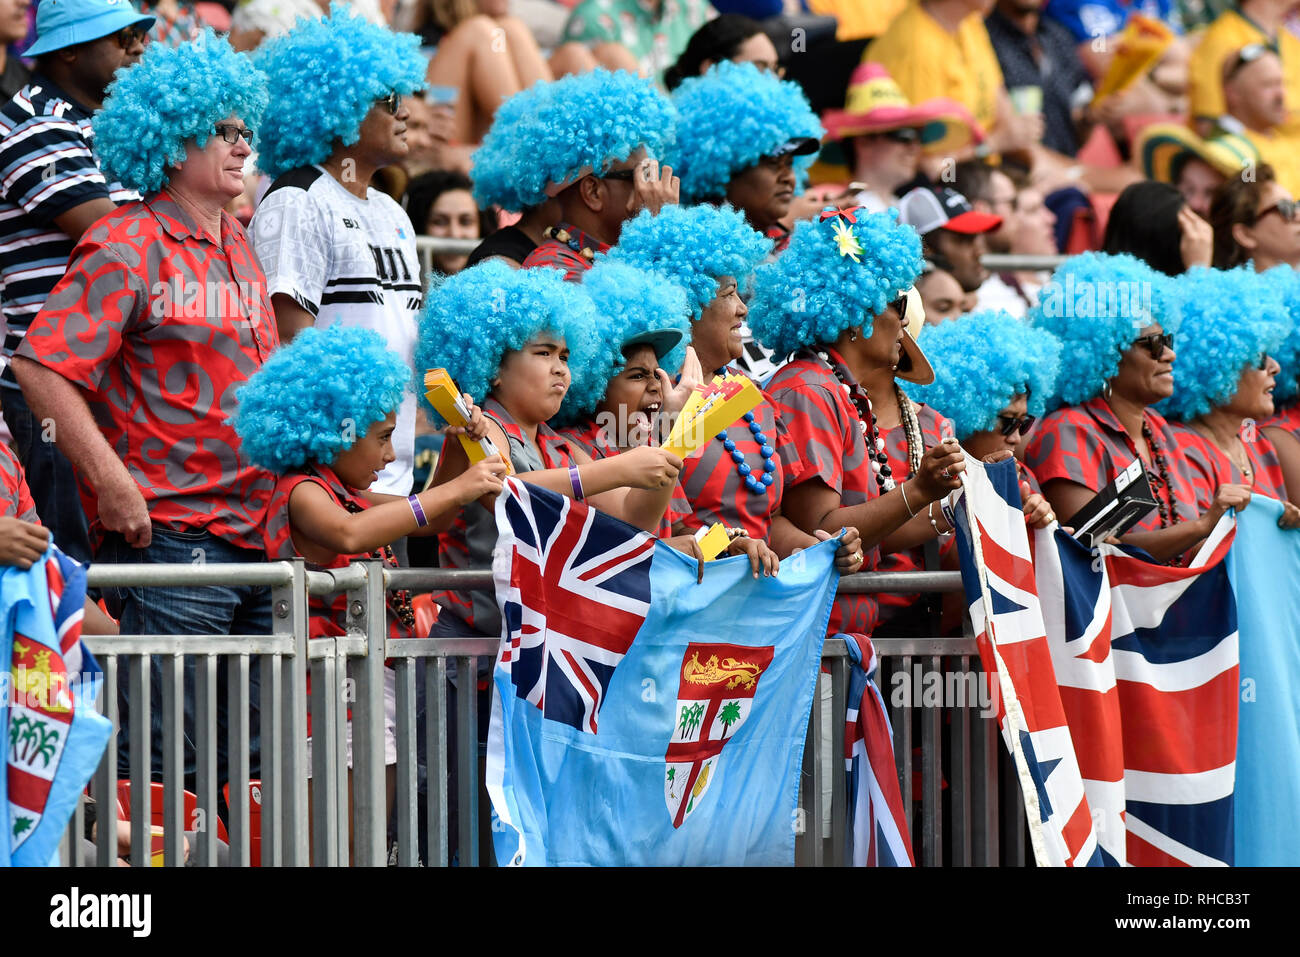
[5,0,1300,861]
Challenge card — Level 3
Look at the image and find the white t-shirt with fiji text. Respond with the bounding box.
[252,165,422,495]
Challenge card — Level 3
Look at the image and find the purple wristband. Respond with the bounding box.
[569,465,584,501]
[408,494,428,528]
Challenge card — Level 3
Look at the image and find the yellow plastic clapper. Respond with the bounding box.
[423,368,514,475]
[693,522,731,562]
[661,373,763,460]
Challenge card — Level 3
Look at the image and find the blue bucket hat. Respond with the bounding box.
[25,0,154,57]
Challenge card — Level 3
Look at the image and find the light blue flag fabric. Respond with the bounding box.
[485,480,837,866]
[2,546,112,866]
[1226,496,1300,866]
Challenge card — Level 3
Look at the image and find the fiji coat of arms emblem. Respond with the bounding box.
[664,641,774,828]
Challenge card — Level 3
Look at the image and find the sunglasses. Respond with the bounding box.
[1257,198,1299,223]
[890,295,908,323]
[997,413,1036,437]
[375,91,403,115]
[600,168,638,183]
[213,123,254,145]
[880,127,921,145]
[1226,42,1272,82]
[1132,331,1175,359]
[115,25,148,49]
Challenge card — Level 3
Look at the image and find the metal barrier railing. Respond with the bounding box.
[413,235,1065,280]
[60,561,1025,867]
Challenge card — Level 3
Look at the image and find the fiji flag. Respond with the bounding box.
[486,479,837,866]
[952,457,1104,867]
[2,546,112,866]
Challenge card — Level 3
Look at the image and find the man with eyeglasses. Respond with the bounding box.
[250,7,426,504]
[0,0,153,564]
[1216,44,1300,196]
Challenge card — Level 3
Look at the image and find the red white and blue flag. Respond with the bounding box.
[843,633,913,866]
[3,546,111,866]
[953,457,1238,866]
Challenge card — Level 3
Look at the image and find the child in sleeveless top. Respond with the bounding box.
[233,324,507,860]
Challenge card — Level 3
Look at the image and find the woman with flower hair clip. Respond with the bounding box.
[1161,266,1300,528]
[1025,253,1235,565]
[750,207,968,636]
[605,203,867,579]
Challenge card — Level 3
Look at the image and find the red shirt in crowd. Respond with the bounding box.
[1024,396,1201,537]
[558,417,692,538]
[766,348,881,636]
[17,192,279,551]
[1168,422,1289,507]
[674,371,798,542]
[1262,402,1300,442]
[520,222,610,281]
[0,442,38,523]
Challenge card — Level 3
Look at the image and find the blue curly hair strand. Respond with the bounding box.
[1159,266,1293,421]
[557,261,690,423]
[747,208,923,360]
[1028,252,1180,409]
[602,204,771,321]
[415,260,603,419]
[905,311,1063,440]
[254,4,426,180]
[670,60,823,204]
[93,30,268,194]
[232,324,409,474]
[470,69,675,212]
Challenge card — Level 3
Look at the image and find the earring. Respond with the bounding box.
[849,328,858,342]
[1102,379,1113,400]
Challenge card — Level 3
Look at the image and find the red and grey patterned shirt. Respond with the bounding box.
[17,191,279,550]
[1262,402,1300,443]
[559,417,693,538]
[675,371,798,541]
[0,443,38,523]
[1169,422,1289,506]
[766,349,881,635]
[1024,396,1201,535]
[520,222,610,281]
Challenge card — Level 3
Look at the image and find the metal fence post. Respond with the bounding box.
[281,559,310,866]
[350,561,388,866]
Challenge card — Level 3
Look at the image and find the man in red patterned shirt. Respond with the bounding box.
[11,36,274,783]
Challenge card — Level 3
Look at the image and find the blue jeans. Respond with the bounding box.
[98,527,268,788]
[0,380,92,565]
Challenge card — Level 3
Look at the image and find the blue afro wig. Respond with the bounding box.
[670,60,823,204]
[254,4,425,180]
[1159,266,1293,421]
[557,261,691,423]
[1263,265,1300,404]
[1028,252,1180,409]
[470,69,675,212]
[905,311,1062,440]
[416,260,603,415]
[232,324,409,474]
[93,30,267,195]
[602,204,771,321]
[747,208,923,359]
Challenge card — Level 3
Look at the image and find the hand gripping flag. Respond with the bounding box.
[2,546,112,866]
[843,634,913,866]
[486,479,837,866]
[951,457,1104,867]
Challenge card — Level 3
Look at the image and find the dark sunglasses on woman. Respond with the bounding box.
[1258,198,1298,223]
[1132,331,1175,359]
[997,413,1036,437]
[376,91,402,115]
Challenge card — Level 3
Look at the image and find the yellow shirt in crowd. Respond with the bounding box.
[808,0,907,40]
[1187,9,1300,133]
[1236,126,1300,197]
[864,1,1004,137]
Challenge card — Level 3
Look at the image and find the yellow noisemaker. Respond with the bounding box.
[423,368,514,475]
[661,373,763,461]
